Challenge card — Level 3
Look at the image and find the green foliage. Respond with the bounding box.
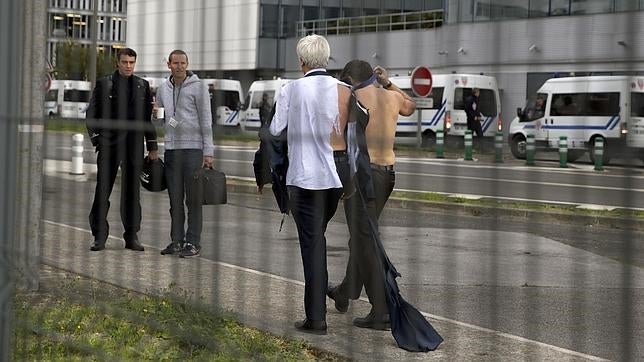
[54,41,115,80]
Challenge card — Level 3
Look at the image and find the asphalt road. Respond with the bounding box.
[41,169,644,361]
[44,131,644,210]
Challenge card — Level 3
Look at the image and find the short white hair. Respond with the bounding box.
[296,34,330,69]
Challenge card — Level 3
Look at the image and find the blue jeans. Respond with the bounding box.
[164,149,203,245]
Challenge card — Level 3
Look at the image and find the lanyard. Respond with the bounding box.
[172,79,184,117]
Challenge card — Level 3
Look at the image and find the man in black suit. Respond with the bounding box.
[86,47,158,251]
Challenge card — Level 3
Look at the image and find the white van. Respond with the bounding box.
[242,79,292,132]
[44,80,92,119]
[391,74,502,146]
[508,76,644,163]
[202,78,244,128]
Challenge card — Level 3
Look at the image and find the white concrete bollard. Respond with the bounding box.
[70,133,85,175]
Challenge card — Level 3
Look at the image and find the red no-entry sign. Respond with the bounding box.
[410,66,432,97]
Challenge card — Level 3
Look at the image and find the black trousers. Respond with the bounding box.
[337,165,395,315]
[288,185,343,322]
[467,119,484,138]
[89,141,143,243]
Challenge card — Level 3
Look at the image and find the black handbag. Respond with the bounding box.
[192,167,227,205]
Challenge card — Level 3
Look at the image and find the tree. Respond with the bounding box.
[53,41,115,80]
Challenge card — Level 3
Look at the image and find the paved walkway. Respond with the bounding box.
[41,219,606,361]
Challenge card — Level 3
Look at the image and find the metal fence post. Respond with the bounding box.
[436,130,445,158]
[464,130,473,161]
[525,134,536,166]
[494,131,503,163]
[559,136,568,168]
[594,137,604,171]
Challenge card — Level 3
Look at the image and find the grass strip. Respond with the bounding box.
[12,269,344,361]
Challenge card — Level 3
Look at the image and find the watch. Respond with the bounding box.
[383,81,393,89]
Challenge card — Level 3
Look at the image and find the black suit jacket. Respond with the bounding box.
[86,71,157,152]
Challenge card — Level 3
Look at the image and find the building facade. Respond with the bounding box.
[126,0,644,130]
[47,0,127,67]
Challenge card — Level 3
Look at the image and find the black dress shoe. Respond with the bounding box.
[90,240,105,251]
[294,319,327,335]
[327,285,349,313]
[124,240,145,251]
[353,312,390,330]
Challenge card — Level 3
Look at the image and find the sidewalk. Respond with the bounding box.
[41,221,605,361]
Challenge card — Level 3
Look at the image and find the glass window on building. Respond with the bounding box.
[571,0,612,15]
[303,0,320,21]
[403,0,424,12]
[457,0,475,22]
[615,0,639,11]
[550,0,570,16]
[363,1,380,16]
[382,0,403,14]
[343,0,363,17]
[322,0,341,18]
[425,0,443,10]
[491,0,529,20]
[282,4,300,37]
[260,4,279,37]
[529,0,550,17]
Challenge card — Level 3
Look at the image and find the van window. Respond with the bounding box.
[632,93,644,117]
[251,90,275,108]
[551,92,619,117]
[209,89,241,110]
[454,88,497,116]
[402,87,444,109]
[63,89,90,102]
[45,89,58,102]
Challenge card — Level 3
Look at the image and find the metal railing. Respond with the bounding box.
[296,9,443,37]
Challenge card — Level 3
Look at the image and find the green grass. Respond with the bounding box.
[12,270,342,361]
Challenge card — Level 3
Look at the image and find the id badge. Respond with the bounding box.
[168,117,179,128]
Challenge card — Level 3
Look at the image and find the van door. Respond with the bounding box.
[629,90,644,149]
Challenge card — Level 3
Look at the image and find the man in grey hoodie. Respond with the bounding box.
[154,49,215,257]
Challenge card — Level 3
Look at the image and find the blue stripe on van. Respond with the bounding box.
[541,115,621,130]
[225,110,239,124]
[429,100,447,126]
[481,117,496,133]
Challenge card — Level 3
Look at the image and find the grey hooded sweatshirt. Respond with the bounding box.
[156,73,214,156]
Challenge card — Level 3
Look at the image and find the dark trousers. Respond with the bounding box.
[165,149,204,245]
[288,185,343,322]
[467,119,484,138]
[337,165,395,315]
[89,143,143,243]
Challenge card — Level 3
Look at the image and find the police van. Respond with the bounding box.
[391,74,502,146]
[509,76,644,164]
[202,78,244,128]
[242,79,292,132]
[44,80,92,119]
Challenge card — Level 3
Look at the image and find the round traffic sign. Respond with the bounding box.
[410,66,432,97]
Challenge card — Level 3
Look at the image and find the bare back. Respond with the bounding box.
[354,86,409,166]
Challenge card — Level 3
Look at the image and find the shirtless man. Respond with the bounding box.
[328,60,415,330]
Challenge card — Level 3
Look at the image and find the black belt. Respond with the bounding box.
[333,150,347,161]
[370,163,394,171]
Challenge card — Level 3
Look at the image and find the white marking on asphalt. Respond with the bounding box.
[43,219,611,362]
[396,170,644,193]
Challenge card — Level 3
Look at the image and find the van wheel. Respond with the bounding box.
[421,131,436,148]
[588,136,611,165]
[510,134,526,159]
[566,150,584,163]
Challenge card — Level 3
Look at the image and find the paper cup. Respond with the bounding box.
[156,107,165,119]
